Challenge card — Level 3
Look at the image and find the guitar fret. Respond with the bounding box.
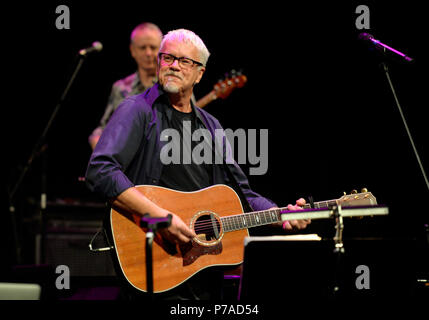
[271,210,279,222]
[226,217,234,231]
[244,214,251,227]
[250,213,258,226]
[229,216,235,231]
[271,210,277,222]
[246,214,251,227]
[230,216,236,231]
[224,217,230,232]
[268,210,275,222]
[259,212,266,224]
[264,211,271,223]
[263,211,269,223]
[222,217,227,232]
[266,211,272,223]
[266,210,272,223]
[229,216,235,230]
[229,217,235,231]
[262,211,270,224]
[236,216,243,229]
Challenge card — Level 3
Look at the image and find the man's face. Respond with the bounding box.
[130,29,162,73]
[157,39,205,94]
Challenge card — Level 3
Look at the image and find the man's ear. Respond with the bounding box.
[194,66,206,85]
[129,43,136,59]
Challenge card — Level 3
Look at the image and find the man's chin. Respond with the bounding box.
[163,83,180,94]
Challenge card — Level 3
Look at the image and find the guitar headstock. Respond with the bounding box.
[337,188,377,207]
[213,70,247,99]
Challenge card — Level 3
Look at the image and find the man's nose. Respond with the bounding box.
[169,59,180,69]
[144,47,156,56]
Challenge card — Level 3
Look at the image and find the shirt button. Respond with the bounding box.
[152,179,157,184]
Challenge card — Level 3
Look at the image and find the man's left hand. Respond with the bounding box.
[271,198,311,231]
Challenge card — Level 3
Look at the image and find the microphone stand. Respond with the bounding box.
[381,60,429,194]
[140,214,172,300]
[363,34,429,195]
[7,53,88,265]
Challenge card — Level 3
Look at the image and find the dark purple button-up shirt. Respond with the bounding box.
[85,83,276,212]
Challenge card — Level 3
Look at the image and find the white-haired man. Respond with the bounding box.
[86,29,309,299]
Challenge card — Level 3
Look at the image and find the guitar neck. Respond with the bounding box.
[195,90,217,108]
[221,199,338,232]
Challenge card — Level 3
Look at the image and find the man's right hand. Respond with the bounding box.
[158,212,197,244]
[111,187,196,244]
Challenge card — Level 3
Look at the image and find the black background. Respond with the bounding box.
[2,1,428,266]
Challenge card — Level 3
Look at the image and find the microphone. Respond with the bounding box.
[358,32,375,41]
[79,41,103,56]
[358,33,413,62]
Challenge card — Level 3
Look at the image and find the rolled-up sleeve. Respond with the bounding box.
[85,96,146,199]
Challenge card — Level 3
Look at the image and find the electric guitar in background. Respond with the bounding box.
[108,184,378,293]
[195,70,247,108]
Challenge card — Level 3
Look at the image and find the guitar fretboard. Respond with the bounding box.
[303,200,338,209]
[221,209,281,232]
[221,199,339,232]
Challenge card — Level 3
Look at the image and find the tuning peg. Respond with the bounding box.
[361,188,368,193]
[343,191,347,196]
[350,189,358,194]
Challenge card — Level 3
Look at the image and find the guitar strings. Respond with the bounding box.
[188,216,279,233]
[188,202,336,233]
[184,209,284,232]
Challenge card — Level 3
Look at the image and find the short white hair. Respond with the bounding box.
[160,29,210,66]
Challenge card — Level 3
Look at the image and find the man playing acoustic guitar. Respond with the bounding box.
[85,28,310,300]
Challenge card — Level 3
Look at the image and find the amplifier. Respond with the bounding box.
[41,199,116,277]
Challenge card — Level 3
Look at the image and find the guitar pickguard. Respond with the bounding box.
[180,241,223,266]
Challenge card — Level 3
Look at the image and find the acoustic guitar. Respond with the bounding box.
[108,184,377,293]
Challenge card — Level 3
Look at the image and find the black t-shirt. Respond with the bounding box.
[159,106,213,191]
[157,106,222,300]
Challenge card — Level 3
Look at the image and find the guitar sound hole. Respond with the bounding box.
[194,214,221,242]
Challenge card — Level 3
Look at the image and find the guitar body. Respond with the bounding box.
[109,184,247,293]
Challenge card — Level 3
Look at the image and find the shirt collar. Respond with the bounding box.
[133,71,158,92]
[147,83,207,126]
